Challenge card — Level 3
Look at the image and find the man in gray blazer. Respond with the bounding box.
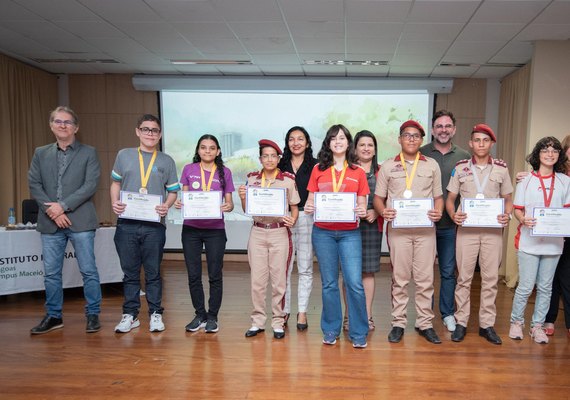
[28,106,102,335]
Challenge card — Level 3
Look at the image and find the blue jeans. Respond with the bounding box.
[114,220,166,317]
[41,229,101,318]
[182,226,227,321]
[436,227,457,319]
[511,251,560,326]
[312,226,368,342]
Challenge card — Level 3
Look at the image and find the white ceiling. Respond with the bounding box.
[1,0,569,79]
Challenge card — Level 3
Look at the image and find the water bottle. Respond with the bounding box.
[8,207,16,225]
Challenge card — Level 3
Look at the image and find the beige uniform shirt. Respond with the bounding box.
[246,170,300,224]
[375,153,443,207]
[447,156,513,212]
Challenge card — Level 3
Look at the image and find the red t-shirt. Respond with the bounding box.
[307,163,370,230]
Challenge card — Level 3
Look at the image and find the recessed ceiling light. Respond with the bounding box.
[32,58,119,64]
[304,60,388,66]
[170,59,252,65]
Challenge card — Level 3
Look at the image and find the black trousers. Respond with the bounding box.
[182,225,227,321]
[545,238,570,329]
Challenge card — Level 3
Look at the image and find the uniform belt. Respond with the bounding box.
[253,222,286,229]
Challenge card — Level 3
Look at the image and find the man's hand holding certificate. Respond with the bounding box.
[119,191,162,222]
[246,187,287,216]
[391,198,434,228]
[461,198,505,228]
[314,192,357,223]
[182,191,223,219]
[531,207,570,237]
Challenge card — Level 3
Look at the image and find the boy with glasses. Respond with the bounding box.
[110,114,180,333]
[374,120,444,344]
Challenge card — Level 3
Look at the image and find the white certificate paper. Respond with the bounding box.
[182,191,222,220]
[392,198,433,228]
[462,198,504,228]
[120,191,162,223]
[246,187,287,217]
[314,192,357,223]
[531,207,570,237]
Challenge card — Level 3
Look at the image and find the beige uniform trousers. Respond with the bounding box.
[387,225,436,330]
[247,225,292,330]
[454,227,503,328]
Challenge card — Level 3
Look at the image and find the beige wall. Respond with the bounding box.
[527,41,570,145]
[435,78,487,149]
[68,74,158,223]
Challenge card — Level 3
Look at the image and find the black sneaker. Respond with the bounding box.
[185,316,206,332]
[31,316,64,335]
[86,314,101,333]
[205,319,219,333]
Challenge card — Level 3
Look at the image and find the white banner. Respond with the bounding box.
[0,227,122,295]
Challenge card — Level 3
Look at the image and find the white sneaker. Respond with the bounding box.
[115,314,140,333]
[150,312,165,332]
[443,315,457,332]
[530,324,549,344]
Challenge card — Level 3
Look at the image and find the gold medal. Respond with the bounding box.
[139,187,148,194]
[403,189,412,199]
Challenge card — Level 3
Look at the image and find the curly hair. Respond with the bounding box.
[354,130,379,174]
[192,134,226,191]
[561,134,570,174]
[431,109,455,127]
[526,136,567,173]
[278,126,316,172]
[316,124,358,171]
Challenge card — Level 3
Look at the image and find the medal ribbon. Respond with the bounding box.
[261,169,279,188]
[538,173,555,207]
[469,160,490,196]
[400,152,420,194]
[330,161,348,192]
[200,163,217,191]
[138,147,157,191]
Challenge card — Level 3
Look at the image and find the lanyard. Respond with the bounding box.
[261,169,279,188]
[537,174,555,207]
[200,163,217,191]
[330,161,348,192]
[469,160,490,196]
[138,147,157,191]
[400,152,420,192]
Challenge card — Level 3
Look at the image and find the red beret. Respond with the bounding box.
[471,124,496,142]
[258,139,282,155]
[400,120,425,137]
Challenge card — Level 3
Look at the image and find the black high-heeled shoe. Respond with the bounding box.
[296,313,308,331]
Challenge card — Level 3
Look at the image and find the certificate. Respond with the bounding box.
[120,191,162,222]
[531,207,570,237]
[462,198,504,228]
[392,198,433,228]
[314,192,356,223]
[246,187,287,217]
[182,191,222,220]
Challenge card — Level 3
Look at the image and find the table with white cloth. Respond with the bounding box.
[0,227,122,295]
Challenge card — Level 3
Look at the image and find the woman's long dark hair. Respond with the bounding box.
[317,124,358,171]
[278,126,316,172]
[192,134,226,191]
[526,136,567,174]
[354,130,379,174]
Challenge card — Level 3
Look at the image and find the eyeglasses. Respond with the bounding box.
[139,127,161,136]
[434,124,454,130]
[540,148,560,155]
[52,119,76,127]
[401,133,422,141]
[260,154,280,160]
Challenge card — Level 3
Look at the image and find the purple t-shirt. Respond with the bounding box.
[180,163,235,229]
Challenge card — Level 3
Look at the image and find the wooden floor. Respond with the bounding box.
[1,261,569,400]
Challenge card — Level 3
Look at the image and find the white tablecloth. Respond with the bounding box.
[0,227,122,295]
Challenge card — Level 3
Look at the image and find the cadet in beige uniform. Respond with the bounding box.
[446,124,513,344]
[239,140,300,339]
[374,120,444,344]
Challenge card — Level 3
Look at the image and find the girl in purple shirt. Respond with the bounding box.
[176,134,235,333]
